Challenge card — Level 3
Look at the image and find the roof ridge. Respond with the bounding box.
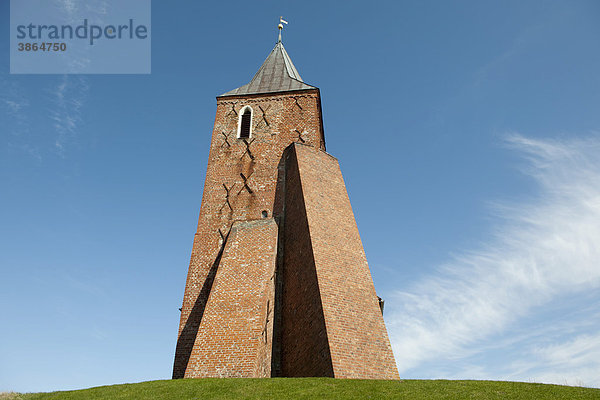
[279,42,302,81]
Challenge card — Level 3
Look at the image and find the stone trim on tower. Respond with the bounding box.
[237,105,253,139]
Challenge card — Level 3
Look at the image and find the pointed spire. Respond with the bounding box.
[219,20,317,97]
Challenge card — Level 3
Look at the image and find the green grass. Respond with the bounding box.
[9,378,600,400]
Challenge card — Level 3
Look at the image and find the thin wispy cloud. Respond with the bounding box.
[3,99,27,115]
[1,74,89,159]
[85,0,110,16]
[1,80,30,134]
[388,133,600,387]
[55,0,110,18]
[0,79,41,160]
[53,0,110,71]
[527,332,600,386]
[2,0,96,159]
[49,75,89,156]
[64,0,77,14]
[48,1,110,154]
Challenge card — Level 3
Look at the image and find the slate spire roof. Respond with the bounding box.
[219,39,317,97]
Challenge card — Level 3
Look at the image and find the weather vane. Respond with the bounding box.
[278,16,288,42]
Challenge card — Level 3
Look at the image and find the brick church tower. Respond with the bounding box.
[173,25,399,380]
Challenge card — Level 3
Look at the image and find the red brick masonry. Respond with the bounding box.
[173,89,399,379]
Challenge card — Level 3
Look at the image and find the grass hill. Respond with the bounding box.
[3,378,600,399]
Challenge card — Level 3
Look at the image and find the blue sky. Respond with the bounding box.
[1,0,600,393]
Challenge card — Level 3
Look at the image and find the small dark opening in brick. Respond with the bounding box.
[240,108,251,138]
[262,210,268,218]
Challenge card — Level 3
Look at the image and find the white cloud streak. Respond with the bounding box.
[50,75,89,156]
[0,79,41,160]
[1,74,88,159]
[1,80,30,134]
[54,0,110,71]
[387,133,600,387]
[527,332,600,387]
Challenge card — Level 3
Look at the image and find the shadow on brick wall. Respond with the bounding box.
[172,232,229,379]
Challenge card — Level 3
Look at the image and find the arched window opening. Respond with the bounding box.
[239,107,252,139]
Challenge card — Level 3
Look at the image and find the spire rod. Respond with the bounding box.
[278,16,288,42]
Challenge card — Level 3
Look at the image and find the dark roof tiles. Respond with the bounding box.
[219,41,317,97]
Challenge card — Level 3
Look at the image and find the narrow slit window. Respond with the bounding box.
[239,108,252,138]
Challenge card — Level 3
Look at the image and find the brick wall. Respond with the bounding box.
[184,218,278,378]
[288,143,399,379]
[278,145,334,377]
[174,89,399,380]
[174,90,324,378]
